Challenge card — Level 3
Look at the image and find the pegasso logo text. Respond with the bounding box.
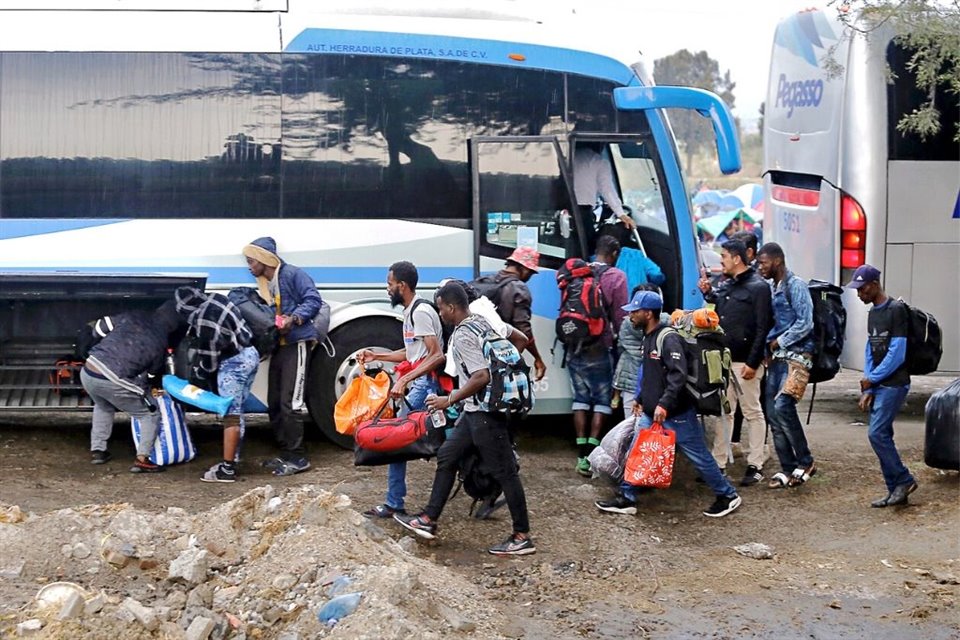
[775,74,824,118]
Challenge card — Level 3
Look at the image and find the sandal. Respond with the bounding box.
[788,462,817,487]
[767,472,789,489]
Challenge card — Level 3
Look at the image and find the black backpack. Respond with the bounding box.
[900,301,942,375]
[555,258,609,356]
[786,278,846,384]
[227,287,279,357]
[470,273,517,310]
[453,446,519,517]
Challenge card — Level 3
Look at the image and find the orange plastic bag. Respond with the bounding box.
[334,371,394,435]
[623,422,676,488]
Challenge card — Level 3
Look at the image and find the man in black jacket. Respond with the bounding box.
[701,239,773,486]
[595,290,742,518]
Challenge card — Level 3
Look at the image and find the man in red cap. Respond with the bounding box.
[471,246,546,381]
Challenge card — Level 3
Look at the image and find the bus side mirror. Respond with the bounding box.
[613,86,742,175]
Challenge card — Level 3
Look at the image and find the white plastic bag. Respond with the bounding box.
[588,417,637,481]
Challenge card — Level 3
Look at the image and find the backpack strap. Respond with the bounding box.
[654,326,677,358]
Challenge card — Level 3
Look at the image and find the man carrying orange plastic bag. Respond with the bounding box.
[595,291,743,518]
[334,370,393,436]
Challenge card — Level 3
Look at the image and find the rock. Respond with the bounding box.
[262,606,283,625]
[397,536,418,554]
[204,540,227,557]
[166,590,188,610]
[213,586,242,610]
[72,542,92,559]
[167,507,189,517]
[84,593,105,615]
[57,591,85,621]
[264,497,283,514]
[186,584,214,608]
[122,597,159,631]
[733,543,775,560]
[277,633,300,640]
[139,558,159,571]
[0,561,26,579]
[15,619,42,636]
[169,547,211,584]
[104,549,129,568]
[431,601,476,633]
[297,568,316,585]
[271,574,297,590]
[120,542,138,557]
[502,619,527,638]
[185,615,216,640]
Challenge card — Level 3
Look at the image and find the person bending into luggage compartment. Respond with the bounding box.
[847,264,918,507]
[394,281,536,556]
[174,287,260,483]
[80,300,184,473]
[595,290,743,518]
[242,236,322,477]
[357,261,445,519]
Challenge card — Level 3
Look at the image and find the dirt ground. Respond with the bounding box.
[0,370,957,639]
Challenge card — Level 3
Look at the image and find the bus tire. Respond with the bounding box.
[306,317,403,449]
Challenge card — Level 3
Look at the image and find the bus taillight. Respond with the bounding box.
[840,193,866,281]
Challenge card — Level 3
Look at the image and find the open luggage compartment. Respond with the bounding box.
[0,272,206,410]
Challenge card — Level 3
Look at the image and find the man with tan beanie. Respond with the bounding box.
[242,236,322,476]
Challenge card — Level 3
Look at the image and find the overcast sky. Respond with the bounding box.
[571,0,824,130]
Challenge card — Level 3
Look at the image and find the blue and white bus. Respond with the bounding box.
[763,7,959,374]
[0,1,740,445]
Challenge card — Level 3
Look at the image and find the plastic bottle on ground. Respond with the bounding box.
[317,592,362,626]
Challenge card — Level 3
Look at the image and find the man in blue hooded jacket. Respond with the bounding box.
[243,236,322,476]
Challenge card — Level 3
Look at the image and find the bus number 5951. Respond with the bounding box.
[781,211,801,234]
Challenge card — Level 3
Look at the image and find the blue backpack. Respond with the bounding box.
[456,319,533,415]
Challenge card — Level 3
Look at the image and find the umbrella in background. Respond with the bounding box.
[697,208,757,241]
[732,183,764,210]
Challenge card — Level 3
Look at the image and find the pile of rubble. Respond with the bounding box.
[0,486,511,639]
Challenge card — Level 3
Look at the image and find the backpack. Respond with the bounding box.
[454,445,520,517]
[900,300,942,375]
[457,318,533,415]
[785,278,846,384]
[470,273,517,310]
[227,287,279,357]
[555,258,609,356]
[656,310,734,416]
[410,298,453,352]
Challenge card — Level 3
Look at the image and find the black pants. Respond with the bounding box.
[425,411,530,533]
[268,342,306,459]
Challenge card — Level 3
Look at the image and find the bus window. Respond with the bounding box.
[887,42,959,162]
[0,52,282,219]
[475,138,572,267]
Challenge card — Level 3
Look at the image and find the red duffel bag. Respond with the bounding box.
[355,408,431,453]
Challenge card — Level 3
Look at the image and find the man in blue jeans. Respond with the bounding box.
[847,264,918,507]
[756,242,817,489]
[358,261,445,519]
[595,290,742,518]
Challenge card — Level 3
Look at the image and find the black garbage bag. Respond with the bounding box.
[924,378,960,471]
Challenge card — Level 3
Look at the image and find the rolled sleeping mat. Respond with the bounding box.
[162,375,233,417]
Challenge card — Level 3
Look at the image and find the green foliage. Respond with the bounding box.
[652,49,737,172]
[833,0,960,142]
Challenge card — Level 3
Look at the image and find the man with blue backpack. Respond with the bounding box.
[847,264,919,507]
[394,281,536,556]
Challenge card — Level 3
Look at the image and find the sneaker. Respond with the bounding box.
[703,494,742,518]
[488,533,536,557]
[363,504,406,519]
[740,465,763,487]
[473,494,507,520]
[595,496,637,515]
[393,513,437,540]
[272,457,311,477]
[90,450,111,465]
[130,457,164,474]
[260,457,284,470]
[201,462,237,483]
[576,457,592,477]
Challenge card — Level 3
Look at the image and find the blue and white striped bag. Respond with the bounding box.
[131,394,196,466]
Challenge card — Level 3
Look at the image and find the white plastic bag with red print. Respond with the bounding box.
[623,422,676,488]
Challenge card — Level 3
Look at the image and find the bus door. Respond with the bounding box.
[469,135,576,414]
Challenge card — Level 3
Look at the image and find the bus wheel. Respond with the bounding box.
[306,317,402,449]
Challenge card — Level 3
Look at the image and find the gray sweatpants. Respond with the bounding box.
[80,368,158,457]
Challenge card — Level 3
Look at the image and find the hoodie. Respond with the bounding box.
[175,287,253,379]
[86,300,184,385]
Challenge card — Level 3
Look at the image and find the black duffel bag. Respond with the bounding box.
[924,378,960,471]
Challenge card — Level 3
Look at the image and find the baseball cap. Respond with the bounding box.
[846,264,881,289]
[506,246,540,273]
[621,290,663,312]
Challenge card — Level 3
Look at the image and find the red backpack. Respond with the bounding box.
[555,258,609,358]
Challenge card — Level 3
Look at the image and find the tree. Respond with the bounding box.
[832,0,960,142]
[653,49,737,172]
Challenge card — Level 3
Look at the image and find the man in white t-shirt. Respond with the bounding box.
[358,261,445,519]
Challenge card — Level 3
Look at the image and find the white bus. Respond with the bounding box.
[0,1,741,445]
[763,7,959,373]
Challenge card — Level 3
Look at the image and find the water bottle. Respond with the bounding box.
[327,575,352,598]
[430,408,447,428]
[316,592,362,626]
[165,349,176,376]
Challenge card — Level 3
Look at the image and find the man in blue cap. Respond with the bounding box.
[847,264,918,507]
[595,290,743,518]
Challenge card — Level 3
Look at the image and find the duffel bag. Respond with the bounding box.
[354,409,444,466]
